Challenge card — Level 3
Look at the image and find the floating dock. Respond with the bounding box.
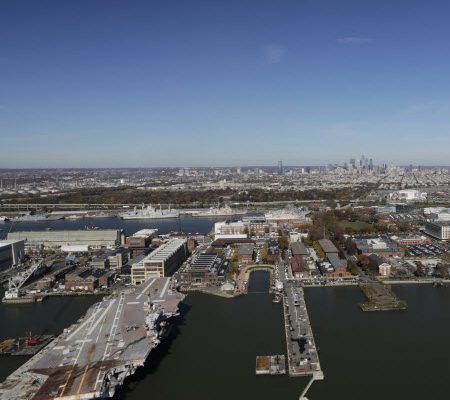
[0,277,184,400]
[255,355,286,375]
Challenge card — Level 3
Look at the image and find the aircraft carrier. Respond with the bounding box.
[0,277,184,400]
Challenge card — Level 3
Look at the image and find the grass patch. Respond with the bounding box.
[339,220,372,230]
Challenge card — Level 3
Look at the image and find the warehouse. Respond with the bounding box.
[318,239,339,255]
[7,230,123,249]
[179,253,227,287]
[0,239,25,271]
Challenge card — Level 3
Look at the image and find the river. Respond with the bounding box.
[0,215,224,239]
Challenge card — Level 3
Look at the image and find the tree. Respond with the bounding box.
[261,244,268,262]
[345,238,358,255]
[357,254,370,270]
[278,236,289,250]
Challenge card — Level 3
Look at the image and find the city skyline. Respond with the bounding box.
[1,0,450,167]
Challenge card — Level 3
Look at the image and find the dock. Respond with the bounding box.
[359,282,407,311]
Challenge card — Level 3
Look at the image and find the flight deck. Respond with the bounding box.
[0,277,184,400]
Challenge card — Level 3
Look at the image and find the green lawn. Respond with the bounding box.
[339,220,372,230]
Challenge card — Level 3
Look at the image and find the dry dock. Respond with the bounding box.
[0,277,184,400]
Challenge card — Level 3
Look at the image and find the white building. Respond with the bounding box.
[389,189,427,202]
[214,220,247,240]
[378,263,392,277]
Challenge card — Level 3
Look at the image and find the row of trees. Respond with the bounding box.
[3,184,376,206]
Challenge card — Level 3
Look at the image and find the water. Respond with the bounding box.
[305,285,450,399]
[0,216,224,239]
[1,273,450,399]
[0,287,101,379]
[122,270,305,400]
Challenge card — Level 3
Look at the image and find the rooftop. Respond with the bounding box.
[239,243,255,256]
[291,241,308,256]
[132,229,158,238]
[318,239,339,254]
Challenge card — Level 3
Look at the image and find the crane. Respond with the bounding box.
[4,259,45,299]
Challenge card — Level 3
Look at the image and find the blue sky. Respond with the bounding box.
[1,0,450,167]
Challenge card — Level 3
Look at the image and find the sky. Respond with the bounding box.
[1,0,450,168]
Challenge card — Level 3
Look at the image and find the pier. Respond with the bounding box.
[275,264,324,392]
[359,281,407,311]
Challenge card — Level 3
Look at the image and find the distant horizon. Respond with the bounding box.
[0,163,449,171]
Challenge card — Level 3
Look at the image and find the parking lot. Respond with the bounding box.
[408,243,448,257]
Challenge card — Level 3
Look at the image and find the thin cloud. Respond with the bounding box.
[337,36,372,45]
[264,44,286,64]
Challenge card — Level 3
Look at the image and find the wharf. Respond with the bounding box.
[359,282,407,311]
[0,277,185,400]
[2,294,47,304]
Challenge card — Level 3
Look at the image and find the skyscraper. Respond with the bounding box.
[278,160,284,175]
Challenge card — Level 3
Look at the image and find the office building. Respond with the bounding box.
[131,239,187,284]
[425,222,450,240]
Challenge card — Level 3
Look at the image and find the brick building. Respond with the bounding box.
[238,243,254,264]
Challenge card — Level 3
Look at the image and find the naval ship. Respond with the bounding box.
[119,204,179,219]
[14,213,49,222]
[194,204,245,217]
[0,276,185,400]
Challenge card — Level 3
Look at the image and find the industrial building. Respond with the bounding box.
[106,247,129,270]
[90,255,110,269]
[179,253,227,287]
[318,239,339,255]
[131,239,187,284]
[125,229,158,257]
[7,229,123,249]
[0,239,25,271]
[425,221,450,240]
[64,268,98,291]
[353,237,404,257]
[389,189,427,202]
